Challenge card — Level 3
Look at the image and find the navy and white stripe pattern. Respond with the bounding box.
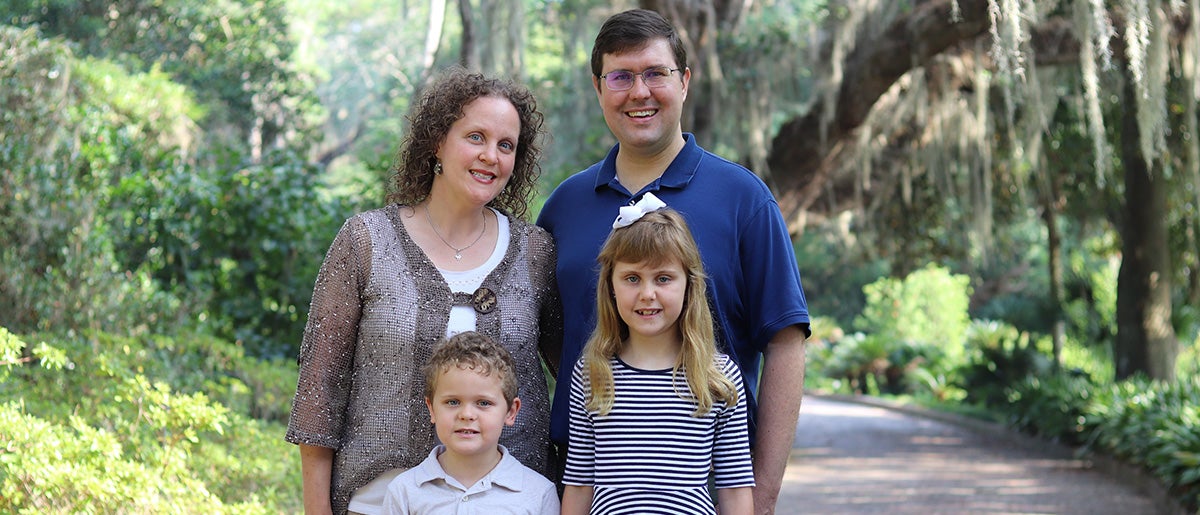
[563,354,755,514]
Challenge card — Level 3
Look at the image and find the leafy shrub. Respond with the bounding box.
[0,327,66,379]
[1172,312,1200,380]
[818,332,947,396]
[996,374,1200,512]
[958,319,1053,406]
[1083,378,1200,506]
[109,147,350,359]
[1061,243,1120,347]
[1003,374,1094,445]
[0,327,301,512]
[826,265,973,395]
[801,317,845,393]
[0,27,189,338]
[0,403,232,514]
[885,339,947,394]
[906,366,966,402]
[2,27,352,360]
[78,331,299,423]
[855,264,972,368]
[1060,335,1115,384]
[820,333,881,394]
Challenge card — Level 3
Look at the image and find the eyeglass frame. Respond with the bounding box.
[597,66,683,91]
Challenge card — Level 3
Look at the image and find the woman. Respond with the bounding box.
[286,67,561,515]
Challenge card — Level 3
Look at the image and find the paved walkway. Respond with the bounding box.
[776,396,1171,515]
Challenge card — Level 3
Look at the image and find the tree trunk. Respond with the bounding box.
[641,0,748,148]
[1187,72,1200,309]
[419,0,447,89]
[478,0,497,74]
[504,0,523,78]
[458,0,478,70]
[1114,75,1178,381]
[1039,153,1066,370]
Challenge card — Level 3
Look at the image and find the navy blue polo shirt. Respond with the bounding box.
[538,134,810,448]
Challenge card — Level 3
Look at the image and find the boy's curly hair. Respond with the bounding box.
[423,331,519,408]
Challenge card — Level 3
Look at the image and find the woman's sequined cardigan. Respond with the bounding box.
[285,204,562,515]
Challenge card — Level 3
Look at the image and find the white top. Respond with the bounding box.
[381,445,560,515]
[442,209,510,336]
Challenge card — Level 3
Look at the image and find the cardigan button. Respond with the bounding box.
[472,287,497,314]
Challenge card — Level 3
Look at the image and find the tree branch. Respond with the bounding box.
[767,0,1192,233]
[767,0,993,231]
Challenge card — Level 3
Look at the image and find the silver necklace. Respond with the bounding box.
[424,205,486,260]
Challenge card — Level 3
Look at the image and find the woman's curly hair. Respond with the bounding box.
[386,67,545,220]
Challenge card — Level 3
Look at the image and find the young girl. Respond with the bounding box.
[561,193,755,515]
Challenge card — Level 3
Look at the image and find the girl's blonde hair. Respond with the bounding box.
[581,208,739,416]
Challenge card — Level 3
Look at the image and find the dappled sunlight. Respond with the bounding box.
[909,435,966,445]
[778,398,1160,514]
[801,400,902,418]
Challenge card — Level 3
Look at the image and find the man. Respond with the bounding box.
[537,8,811,513]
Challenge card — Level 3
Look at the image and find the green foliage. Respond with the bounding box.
[810,266,975,397]
[110,148,349,357]
[1060,335,1116,384]
[814,330,952,397]
[0,327,301,512]
[967,216,1057,333]
[1003,374,1094,445]
[905,366,967,403]
[793,221,890,327]
[522,0,612,185]
[819,332,886,394]
[0,327,66,380]
[958,320,1054,406]
[1,11,334,359]
[2,25,348,357]
[0,403,229,514]
[1062,235,1121,346]
[194,151,345,357]
[1177,336,1200,379]
[708,1,814,162]
[855,264,973,365]
[999,375,1200,512]
[4,0,323,150]
[1,27,189,337]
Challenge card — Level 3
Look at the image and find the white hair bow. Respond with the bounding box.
[612,192,667,229]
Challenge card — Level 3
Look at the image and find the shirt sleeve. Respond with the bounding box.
[561,360,596,485]
[740,199,811,345]
[285,216,366,447]
[380,477,410,515]
[713,356,756,488]
[538,481,562,513]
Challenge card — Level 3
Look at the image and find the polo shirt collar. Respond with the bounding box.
[593,133,701,194]
[414,444,525,492]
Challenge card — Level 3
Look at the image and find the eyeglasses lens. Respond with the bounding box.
[605,68,674,91]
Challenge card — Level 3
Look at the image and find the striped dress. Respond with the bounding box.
[562,354,755,514]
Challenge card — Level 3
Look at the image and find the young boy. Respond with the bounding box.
[381,332,560,514]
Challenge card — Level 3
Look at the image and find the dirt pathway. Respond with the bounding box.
[775,396,1167,514]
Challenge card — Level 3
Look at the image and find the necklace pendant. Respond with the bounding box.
[423,205,486,263]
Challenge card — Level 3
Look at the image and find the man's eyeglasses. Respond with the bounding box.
[599,67,681,91]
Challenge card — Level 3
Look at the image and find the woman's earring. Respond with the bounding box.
[433,162,443,175]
